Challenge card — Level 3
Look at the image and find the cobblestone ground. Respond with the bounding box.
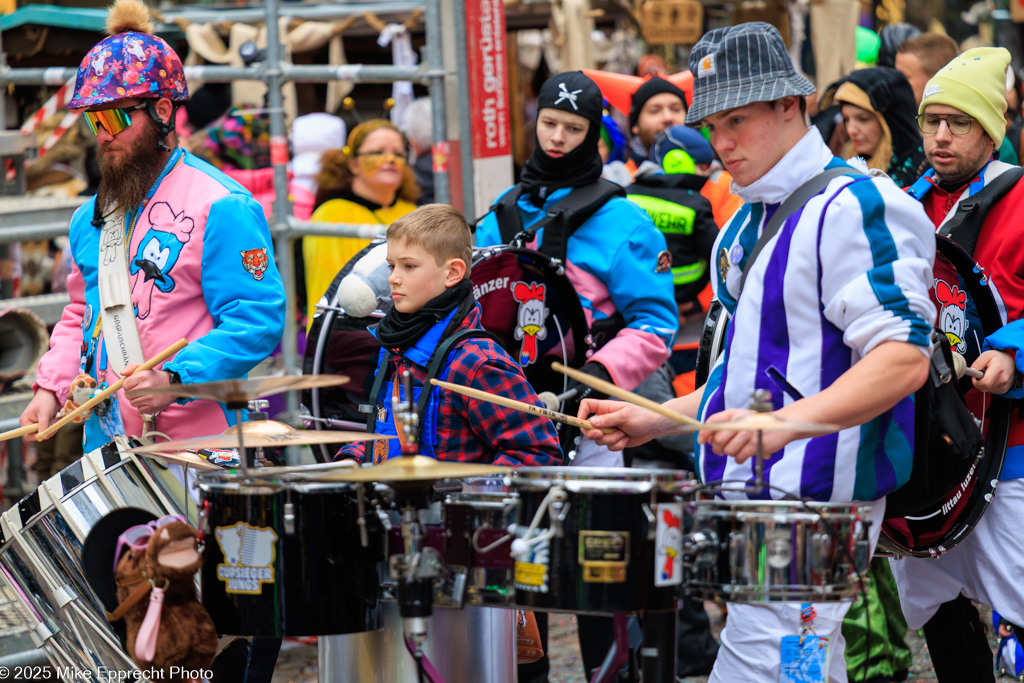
[270,603,1001,682]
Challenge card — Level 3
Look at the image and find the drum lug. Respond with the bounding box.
[809,533,832,571]
[642,503,657,541]
[683,529,719,567]
[550,500,570,538]
[284,502,296,535]
[728,531,745,576]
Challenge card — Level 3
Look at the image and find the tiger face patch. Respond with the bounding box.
[241,247,269,281]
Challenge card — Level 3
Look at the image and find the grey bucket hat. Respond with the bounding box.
[685,22,815,125]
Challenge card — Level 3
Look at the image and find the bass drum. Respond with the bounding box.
[694,298,729,388]
[303,244,591,462]
[879,236,1010,557]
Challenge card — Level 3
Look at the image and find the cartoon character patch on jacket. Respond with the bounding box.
[130,201,195,319]
[241,248,269,281]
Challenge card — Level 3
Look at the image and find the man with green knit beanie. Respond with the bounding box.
[898,45,1024,683]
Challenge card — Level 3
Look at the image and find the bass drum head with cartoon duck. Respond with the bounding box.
[302,244,591,463]
[879,236,1011,557]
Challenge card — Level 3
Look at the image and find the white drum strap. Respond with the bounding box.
[98,209,145,374]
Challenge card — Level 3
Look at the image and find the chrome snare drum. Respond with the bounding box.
[684,497,871,603]
[198,470,385,636]
[509,467,695,615]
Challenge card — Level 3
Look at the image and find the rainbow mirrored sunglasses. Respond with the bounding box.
[83,102,148,136]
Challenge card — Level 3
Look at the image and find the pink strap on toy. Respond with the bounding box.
[136,584,165,662]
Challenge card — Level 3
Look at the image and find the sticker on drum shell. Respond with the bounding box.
[215,522,279,595]
[654,502,684,587]
[514,538,550,593]
[579,531,629,583]
[766,528,793,569]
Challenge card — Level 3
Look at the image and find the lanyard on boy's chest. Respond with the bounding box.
[372,372,416,464]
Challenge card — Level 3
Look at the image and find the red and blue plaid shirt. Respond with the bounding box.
[337,305,562,467]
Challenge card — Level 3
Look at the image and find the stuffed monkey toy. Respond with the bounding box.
[114,521,217,680]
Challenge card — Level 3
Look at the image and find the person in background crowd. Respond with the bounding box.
[896,33,960,106]
[304,119,419,322]
[290,112,346,221]
[580,22,935,682]
[877,23,922,69]
[897,46,1024,683]
[821,67,928,188]
[627,75,688,169]
[401,97,436,205]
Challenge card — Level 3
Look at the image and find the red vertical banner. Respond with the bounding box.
[464,0,511,159]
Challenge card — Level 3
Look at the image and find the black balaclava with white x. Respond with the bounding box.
[519,71,604,204]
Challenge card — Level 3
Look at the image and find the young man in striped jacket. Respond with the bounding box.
[580,22,936,681]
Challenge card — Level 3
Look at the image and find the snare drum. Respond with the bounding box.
[198,470,385,636]
[684,498,871,603]
[442,476,517,607]
[509,467,694,615]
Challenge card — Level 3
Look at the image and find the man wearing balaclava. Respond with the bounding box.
[477,72,677,676]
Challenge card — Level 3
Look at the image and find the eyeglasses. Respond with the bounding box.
[114,514,186,570]
[917,113,975,136]
[355,150,409,163]
[84,103,148,137]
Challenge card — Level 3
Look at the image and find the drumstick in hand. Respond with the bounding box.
[38,338,189,440]
[552,362,704,427]
[0,424,42,442]
[429,379,616,434]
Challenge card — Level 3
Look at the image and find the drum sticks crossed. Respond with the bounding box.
[0,338,189,442]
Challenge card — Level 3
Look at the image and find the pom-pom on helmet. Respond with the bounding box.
[68,0,188,110]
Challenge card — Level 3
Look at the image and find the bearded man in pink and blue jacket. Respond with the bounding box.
[20,0,285,452]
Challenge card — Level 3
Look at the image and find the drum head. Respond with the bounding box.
[303,241,386,462]
[880,236,1011,557]
[303,245,590,462]
[470,246,589,395]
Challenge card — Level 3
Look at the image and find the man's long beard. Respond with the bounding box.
[96,122,166,214]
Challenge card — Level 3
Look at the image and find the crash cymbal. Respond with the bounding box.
[320,455,509,483]
[680,413,840,435]
[124,374,350,406]
[125,420,389,454]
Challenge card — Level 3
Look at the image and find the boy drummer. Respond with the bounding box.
[336,204,562,467]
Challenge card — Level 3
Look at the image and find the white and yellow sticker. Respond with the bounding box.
[215,522,278,595]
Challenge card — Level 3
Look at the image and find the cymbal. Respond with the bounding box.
[125,419,389,454]
[680,413,840,435]
[124,374,350,405]
[319,455,509,483]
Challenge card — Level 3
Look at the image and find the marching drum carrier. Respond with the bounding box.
[302,241,592,461]
[693,235,1011,559]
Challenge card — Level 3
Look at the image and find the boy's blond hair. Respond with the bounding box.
[386,204,474,277]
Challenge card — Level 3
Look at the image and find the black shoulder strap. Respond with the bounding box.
[938,167,1024,256]
[364,348,393,434]
[415,328,504,432]
[493,186,526,244]
[740,166,864,293]
[535,180,626,263]
[489,180,626,260]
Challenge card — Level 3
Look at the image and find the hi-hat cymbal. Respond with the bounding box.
[125,419,388,454]
[320,455,508,483]
[125,374,350,406]
[680,413,840,435]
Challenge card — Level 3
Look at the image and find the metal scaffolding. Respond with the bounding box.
[0,0,464,441]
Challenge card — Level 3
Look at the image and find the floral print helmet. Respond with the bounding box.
[68,31,188,110]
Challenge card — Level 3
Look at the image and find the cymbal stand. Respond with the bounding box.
[590,612,630,683]
[393,370,420,457]
[247,399,274,467]
[227,399,252,479]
